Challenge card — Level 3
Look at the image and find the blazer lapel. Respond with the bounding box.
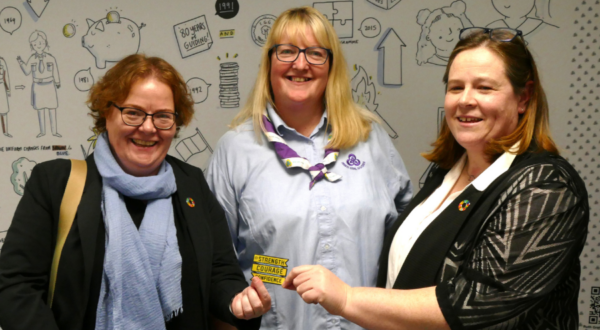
[169,160,210,308]
[393,185,483,289]
[376,169,445,287]
[76,154,103,305]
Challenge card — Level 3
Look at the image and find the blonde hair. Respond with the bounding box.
[230,6,377,149]
[423,29,558,169]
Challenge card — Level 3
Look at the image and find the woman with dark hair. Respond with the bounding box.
[0,54,270,330]
[283,28,588,329]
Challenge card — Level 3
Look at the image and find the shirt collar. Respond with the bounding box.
[471,142,520,191]
[266,103,328,137]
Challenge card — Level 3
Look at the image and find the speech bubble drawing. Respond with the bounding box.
[359,17,381,38]
[215,0,239,19]
[187,77,211,104]
[74,68,94,91]
[0,7,22,35]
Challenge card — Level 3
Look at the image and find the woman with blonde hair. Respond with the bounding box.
[207,6,412,330]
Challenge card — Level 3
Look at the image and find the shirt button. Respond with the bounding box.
[320,206,327,211]
[324,244,330,250]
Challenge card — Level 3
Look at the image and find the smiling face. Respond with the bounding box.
[492,0,535,19]
[31,36,47,54]
[270,28,330,110]
[427,15,463,57]
[444,47,529,154]
[105,76,176,177]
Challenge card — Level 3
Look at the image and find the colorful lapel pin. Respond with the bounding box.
[186,197,195,208]
[458,200,470,211]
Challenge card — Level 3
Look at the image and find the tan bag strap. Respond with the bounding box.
[47,159,87,307]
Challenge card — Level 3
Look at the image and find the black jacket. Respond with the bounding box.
[0,154,260,330]
[377,152,588,329]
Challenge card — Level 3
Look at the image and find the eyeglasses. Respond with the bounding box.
[459,27,523,42]
[269,44,331,65]
[111,102,178,130]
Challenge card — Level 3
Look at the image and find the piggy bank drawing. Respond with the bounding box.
[82,11,146,69]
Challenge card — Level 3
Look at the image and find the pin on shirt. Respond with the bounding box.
[458,200,470,211]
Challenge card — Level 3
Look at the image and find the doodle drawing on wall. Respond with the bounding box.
[0,230,6,253]
[62,20,77,38]
[367,0,401,10]
[81,128,99,158]
[0,6,22,35]
[487,0,557,36]
[251,14,276,47]
[83,11,145,69]
[218,59,240,108]
[74,68,94,92]
[313,1,353,38]
[11,157,37,196]
[187,77,211,104]
[358,17,381,38]
[215,0,240,19]
[351,65,398,139]
[17,30,62,138]
[416,0,473,66]
[376,28,405,86]
[437,106,445,133]
[0,56,12,137]
[25,0,50,19]
[174,15,213,59]
[175,127,213,171]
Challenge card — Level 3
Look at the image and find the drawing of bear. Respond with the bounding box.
[82,11,145,69]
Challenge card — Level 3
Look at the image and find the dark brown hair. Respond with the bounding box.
[423,30,558,169]
[87,54,194,137]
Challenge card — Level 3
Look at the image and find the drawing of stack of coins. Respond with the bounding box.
[219,62,240,108]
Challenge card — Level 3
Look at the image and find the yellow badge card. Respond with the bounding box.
[252,272,285,285]
[253,254,288,267]
[252,254,289,286]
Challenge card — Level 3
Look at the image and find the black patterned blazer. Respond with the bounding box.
[377,151,589,330]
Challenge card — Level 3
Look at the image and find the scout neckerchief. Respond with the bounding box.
[262,111,341,189]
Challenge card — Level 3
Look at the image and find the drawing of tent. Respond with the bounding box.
[175,127,213,162]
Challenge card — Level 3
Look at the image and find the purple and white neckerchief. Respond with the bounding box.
[262,114,341,189]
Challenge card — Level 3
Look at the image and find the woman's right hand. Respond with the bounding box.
[231,276,272,320]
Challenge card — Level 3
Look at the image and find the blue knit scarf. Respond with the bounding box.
[94,133,182,329]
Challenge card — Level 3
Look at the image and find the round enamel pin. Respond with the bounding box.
[186,198,195,208]
[458,200,470,211]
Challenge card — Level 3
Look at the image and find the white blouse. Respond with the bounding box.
[386,147,518,288]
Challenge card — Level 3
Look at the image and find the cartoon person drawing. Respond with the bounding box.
[17,30,62,138]
[487,0,557,36]
[0,57,11,138]
[416,0,473,66]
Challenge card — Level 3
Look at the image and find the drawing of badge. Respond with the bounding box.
[251,254,289,285]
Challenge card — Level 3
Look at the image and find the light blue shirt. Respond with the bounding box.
[206,107,413,330]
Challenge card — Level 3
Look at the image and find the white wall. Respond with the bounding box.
[0,0,597,327]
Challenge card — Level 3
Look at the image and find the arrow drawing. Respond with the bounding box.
[26,0,50,18]
[376,28,405,86]
[15,85,25,90]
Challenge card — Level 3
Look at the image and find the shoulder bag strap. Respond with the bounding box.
[47,159,87,307]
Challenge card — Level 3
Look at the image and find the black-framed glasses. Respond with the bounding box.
[111,102,178,130]
[459,27,523,42]
[269,44,331,65]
